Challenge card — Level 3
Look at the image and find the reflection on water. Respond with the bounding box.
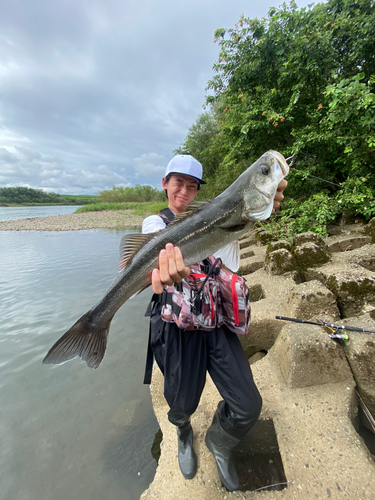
[0,205,81,222]
[0,230,158,500]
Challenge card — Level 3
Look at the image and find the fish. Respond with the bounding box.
[43,150,289,368]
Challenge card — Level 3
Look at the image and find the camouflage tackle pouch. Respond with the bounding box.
[159,256,250,334]
[160,260,220,330]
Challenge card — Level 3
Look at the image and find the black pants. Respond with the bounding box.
[148,304,262,440]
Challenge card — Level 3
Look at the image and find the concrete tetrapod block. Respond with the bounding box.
[144,350,375,500]
[326,235,372,253]
[282,279,341,321]
[293,242,332,270]
[239,299,286,359]
[326,269,375,318]
[240,248,255,260]
[274,322,353,388]
[254,350,375,500]
[238,245,267,275]
[348,244,375,272]
[264,248,300,276]
[239,233,257,249]
[342,313,375,431]
[364,217,375,243]
[293,232,327,248]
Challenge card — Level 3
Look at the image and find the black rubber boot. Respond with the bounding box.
[177,423,197,479]
[205,409,241,492]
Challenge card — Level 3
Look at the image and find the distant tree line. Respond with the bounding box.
[0,184,165,206]
[0,187,96,205]
[175,0,375,236]
[0,187,60,204]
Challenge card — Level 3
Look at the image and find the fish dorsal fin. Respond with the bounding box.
[119,233,156,270]
[172,200,210,223]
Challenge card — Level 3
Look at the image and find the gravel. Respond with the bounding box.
[0,210,144,231]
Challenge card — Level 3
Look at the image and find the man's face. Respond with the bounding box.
[162,174,199,214]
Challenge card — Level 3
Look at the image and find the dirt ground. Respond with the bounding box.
[0,209,144,231]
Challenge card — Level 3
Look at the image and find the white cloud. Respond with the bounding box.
[133,153,166,178]
[0,147,20,163]
[14,145,42,161]
[0,144,131,194]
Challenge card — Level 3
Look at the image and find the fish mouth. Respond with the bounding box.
[268,150,290,178]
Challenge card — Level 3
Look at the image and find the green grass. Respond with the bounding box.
[74,201,168,217]
[59,194,99,205]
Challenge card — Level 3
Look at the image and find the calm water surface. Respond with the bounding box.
[0,206,81,222]
[0,229,159,500]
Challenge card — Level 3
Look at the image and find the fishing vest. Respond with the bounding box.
[153,208,251,335]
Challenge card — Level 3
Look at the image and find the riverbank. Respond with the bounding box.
[142,222,375,500]
[0,209,144,231]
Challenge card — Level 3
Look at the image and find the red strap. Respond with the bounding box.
[210,292,215,324]
[231,275,239,326]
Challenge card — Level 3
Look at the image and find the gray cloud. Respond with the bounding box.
[0,0,315,194]
[133,153,166,181]
[0,147,20,163]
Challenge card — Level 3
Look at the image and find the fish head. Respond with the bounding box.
[242,151,289,221]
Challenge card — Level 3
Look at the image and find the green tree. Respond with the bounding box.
[203,0,375,199]
[174,109,224,181]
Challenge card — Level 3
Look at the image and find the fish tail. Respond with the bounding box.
[43,311,111,369]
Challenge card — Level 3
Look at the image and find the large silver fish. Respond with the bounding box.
[43,150,289,368]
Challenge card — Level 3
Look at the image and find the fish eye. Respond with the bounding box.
[261,166,269,175]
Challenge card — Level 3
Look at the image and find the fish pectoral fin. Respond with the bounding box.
[119,233,156,270]
[43,311,110,369]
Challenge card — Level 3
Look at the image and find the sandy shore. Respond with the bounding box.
[0,210,144,231]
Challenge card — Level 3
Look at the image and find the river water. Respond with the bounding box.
[0,205,81,222]
[0,211,159,500]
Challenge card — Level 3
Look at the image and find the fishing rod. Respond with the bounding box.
[285,154,343,188]
[275,315,375,342]
[276,314,375,431]
[356,389,375,433]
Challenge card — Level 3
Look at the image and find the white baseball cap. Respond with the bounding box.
[165,155,206,184]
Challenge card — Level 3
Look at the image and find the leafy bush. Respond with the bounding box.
[260,176,375,240]
[98,184,165,203]
[75,202,168,218]
[338,176,375,220]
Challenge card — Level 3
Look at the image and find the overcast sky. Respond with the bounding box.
[0,0,315,195]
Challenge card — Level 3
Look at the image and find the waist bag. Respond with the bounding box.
[216,262,251,335]
[159,256,251,335]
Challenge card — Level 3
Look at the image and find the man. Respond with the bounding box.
[142,154,287,492]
